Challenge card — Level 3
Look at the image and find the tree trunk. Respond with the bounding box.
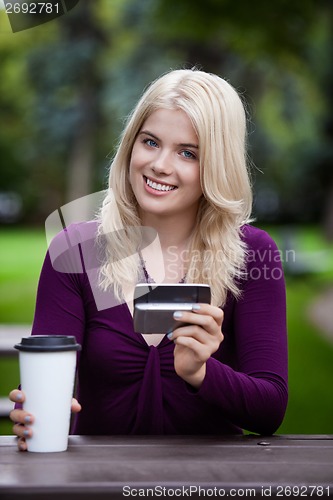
[323,181,333,241]
[66,103,95,220]
[61,1,104,212]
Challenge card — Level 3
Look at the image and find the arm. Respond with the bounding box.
[199,229,288,434]
[31,228,87,343]
[171,228,288,435]
[9,225,87,449]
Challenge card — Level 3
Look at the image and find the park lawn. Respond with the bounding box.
[278,278,333,434]
[0,227,46,323]
[0,225,333,435]
[0,227,46,434]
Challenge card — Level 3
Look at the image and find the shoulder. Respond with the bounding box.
[240,224,279,252]
[65,220,99,241]
[48,220,99,245]
[240,224,283,269]
[47,220,99,274]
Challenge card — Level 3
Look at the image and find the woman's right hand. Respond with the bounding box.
[8,389,82,451]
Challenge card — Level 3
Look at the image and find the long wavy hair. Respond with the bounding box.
[98,68,253,306]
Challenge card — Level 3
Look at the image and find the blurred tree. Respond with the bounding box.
[0,0,332,228]
[318,8,333,240]
[26,1,107,212]
[0,15,58,221]
[136,0,333,229]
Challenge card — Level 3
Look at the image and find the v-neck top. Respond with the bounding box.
[31,221,288,435]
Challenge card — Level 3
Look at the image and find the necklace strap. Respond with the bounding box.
[139,252,187,284]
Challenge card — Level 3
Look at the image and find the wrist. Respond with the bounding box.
[183,363,206,389]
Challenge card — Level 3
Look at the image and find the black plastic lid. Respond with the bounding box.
[14,335,81,352]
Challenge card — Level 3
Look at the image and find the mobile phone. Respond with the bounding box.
[133,283,211,334]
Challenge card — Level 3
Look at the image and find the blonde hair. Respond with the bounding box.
[99,68,252,306]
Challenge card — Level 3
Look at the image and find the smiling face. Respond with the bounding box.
[129,108,203,225]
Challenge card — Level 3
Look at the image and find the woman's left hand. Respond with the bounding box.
[168,304,224,389]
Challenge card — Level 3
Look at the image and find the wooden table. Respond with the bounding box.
[0,435,332,499]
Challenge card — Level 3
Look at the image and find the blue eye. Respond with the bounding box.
[181,150,196,160]
[144,138,158,148]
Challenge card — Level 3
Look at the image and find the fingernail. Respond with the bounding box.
[173,311,183,319]
[24,415,32,424]
[167,331,173,340]
[19,443,26,451]
[23,430,30,438]
[192,304,201,311]
[16,393,23,401]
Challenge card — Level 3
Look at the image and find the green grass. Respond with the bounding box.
[0,227,46,434]
[0,358,20,434]
[0,225,333,435]
[279,278,333,434]
[262,224,333,433]
[0,227,46,322]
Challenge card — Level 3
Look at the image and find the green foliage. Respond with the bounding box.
[0,0,332,225]
[154,0,315,56]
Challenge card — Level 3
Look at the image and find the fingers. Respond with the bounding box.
[9,408,33,425]
[12,422,32,439]
[17,437,28,452]
[172,323,214,345]
[10,390,32,452]
[9,390,33,425]
[10,414,33,452]
[9,389,33,451]
[171,304,224,337]
[170,304,224,355]
[9,390,82,452]
[10,391,82,416]
[9,389,25,404]
[10,409,34,452]
[192,303,224,326]
[174,334,212,361]
[175,304,223,330]
[71,398,82,413]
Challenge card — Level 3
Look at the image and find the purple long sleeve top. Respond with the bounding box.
[31,222,288,436]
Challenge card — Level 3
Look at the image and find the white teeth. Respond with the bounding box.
[146,177,176,192]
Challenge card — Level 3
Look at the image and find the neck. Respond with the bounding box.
[139,213,196,283]
[140,212,197,251]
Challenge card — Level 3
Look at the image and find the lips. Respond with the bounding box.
[144,176,177,192]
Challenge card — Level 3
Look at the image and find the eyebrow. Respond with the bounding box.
[140,130,199,149]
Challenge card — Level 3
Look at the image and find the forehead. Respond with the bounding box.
[141,108,198,142]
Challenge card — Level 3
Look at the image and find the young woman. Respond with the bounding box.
[10,69,288,450]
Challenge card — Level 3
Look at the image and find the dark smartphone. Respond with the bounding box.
[133,283,211,334]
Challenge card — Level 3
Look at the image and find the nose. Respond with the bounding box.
[151,150,173,176]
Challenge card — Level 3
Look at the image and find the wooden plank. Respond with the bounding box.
[0,435,332,499]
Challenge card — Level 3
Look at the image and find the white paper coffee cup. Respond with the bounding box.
[14,335,81,453]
